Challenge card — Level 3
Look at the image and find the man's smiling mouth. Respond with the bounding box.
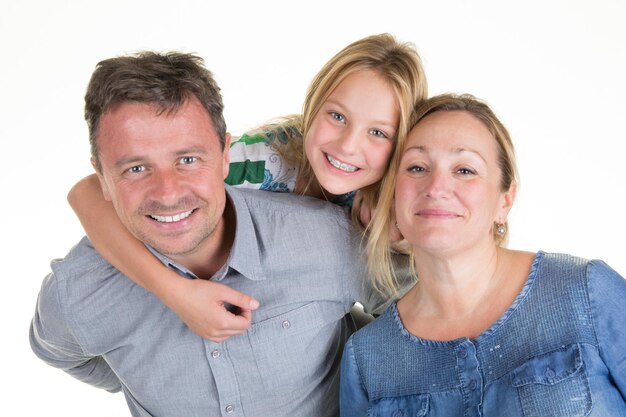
[149,209,194,223]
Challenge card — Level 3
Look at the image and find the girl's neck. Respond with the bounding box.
[295,175,338,201]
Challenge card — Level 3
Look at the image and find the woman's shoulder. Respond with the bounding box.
[532,251,625,293]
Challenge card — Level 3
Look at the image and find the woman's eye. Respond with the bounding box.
[127,165,145,174]
[330,112,345,123]
[457,167,475,175]
[369,129,387,138]
[180,156,197,165]
[407,165,425,173]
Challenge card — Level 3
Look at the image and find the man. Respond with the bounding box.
[30,52,371,416]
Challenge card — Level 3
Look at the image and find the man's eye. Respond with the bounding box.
[180,156,197,164]
[128,165,145,173]
[330,112,345,123]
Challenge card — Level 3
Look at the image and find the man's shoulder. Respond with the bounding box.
[229,187,353,228]
[51,236,111,276]
[48,237,127,298]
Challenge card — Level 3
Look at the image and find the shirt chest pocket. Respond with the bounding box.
[248,302,346,392]
[511,344,591,417]
[368,394,430,417]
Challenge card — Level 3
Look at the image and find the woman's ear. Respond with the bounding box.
[497,181,517,221]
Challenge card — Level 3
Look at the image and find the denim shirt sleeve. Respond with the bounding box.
[340,336,369,416]
[587,260,626,397]
[29,272,122,393]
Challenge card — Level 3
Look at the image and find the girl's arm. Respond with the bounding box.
[68,174,258,342]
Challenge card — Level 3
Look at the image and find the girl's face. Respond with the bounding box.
[394,110,514,256]
[305,69,399,196]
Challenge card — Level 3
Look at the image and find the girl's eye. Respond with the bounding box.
[180,156,197,165]
[127,165,145,174]
[369,129,388,139]
[330,112,345,123]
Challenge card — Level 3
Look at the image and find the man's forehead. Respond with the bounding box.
[97,99,221,164]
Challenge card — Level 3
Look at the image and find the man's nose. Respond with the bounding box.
[149,169,183,204]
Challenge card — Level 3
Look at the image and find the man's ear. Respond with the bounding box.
[91,158,112,201]
[222,133,231,180]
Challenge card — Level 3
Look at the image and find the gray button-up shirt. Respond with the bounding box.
[30,186,372,417]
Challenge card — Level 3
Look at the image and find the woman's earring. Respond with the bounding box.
[496,223,506,236]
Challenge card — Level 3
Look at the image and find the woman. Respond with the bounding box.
[68,33,427,340]
[340,93,626,416]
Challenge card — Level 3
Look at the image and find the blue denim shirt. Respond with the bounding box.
[30,187,372,417]
[340,252,626,417]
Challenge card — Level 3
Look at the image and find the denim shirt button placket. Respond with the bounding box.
[457,340,483,417]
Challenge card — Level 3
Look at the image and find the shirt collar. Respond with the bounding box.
[145,185,266,282]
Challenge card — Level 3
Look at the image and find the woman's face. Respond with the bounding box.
[305,69,399,196]
[394,110,514,256]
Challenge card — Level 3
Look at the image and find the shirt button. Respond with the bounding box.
[281,320,291,329]
[545,367,556,378]
[225,404,234,413]
[211,349,220,359]
[468,380,477,390]
[458,347,468,358]
[392,411,404,417]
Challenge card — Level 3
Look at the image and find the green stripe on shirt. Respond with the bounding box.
[225,160,266,186]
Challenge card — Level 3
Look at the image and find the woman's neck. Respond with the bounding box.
[410,244,504,319]
[398,244,534,341]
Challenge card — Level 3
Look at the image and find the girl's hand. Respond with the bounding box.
[165,278,260,343]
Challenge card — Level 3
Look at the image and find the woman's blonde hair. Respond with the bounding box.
[257,33,427,212]
[367,93,519,298]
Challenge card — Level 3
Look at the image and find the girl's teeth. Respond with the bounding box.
[326,155,358,172]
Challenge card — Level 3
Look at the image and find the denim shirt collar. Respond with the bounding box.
[145,185,266,282]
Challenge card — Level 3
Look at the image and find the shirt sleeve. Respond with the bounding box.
[29,272,122,393]
[587,260,626,397]
[340,337,369,416]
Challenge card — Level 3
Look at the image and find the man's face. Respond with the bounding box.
[94,97,231,264]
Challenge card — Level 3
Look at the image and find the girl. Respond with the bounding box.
[69,33,427,340]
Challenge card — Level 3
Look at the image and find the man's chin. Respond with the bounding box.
[139,235,202,258]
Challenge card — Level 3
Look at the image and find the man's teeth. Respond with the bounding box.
[150,210,193,223]
[326,154,358,172]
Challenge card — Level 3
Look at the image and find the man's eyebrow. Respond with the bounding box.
[174,146,208,156]
[115,156,146,169]
[114,147,209,168]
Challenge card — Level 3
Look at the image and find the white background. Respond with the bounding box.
[2,1,625,415]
